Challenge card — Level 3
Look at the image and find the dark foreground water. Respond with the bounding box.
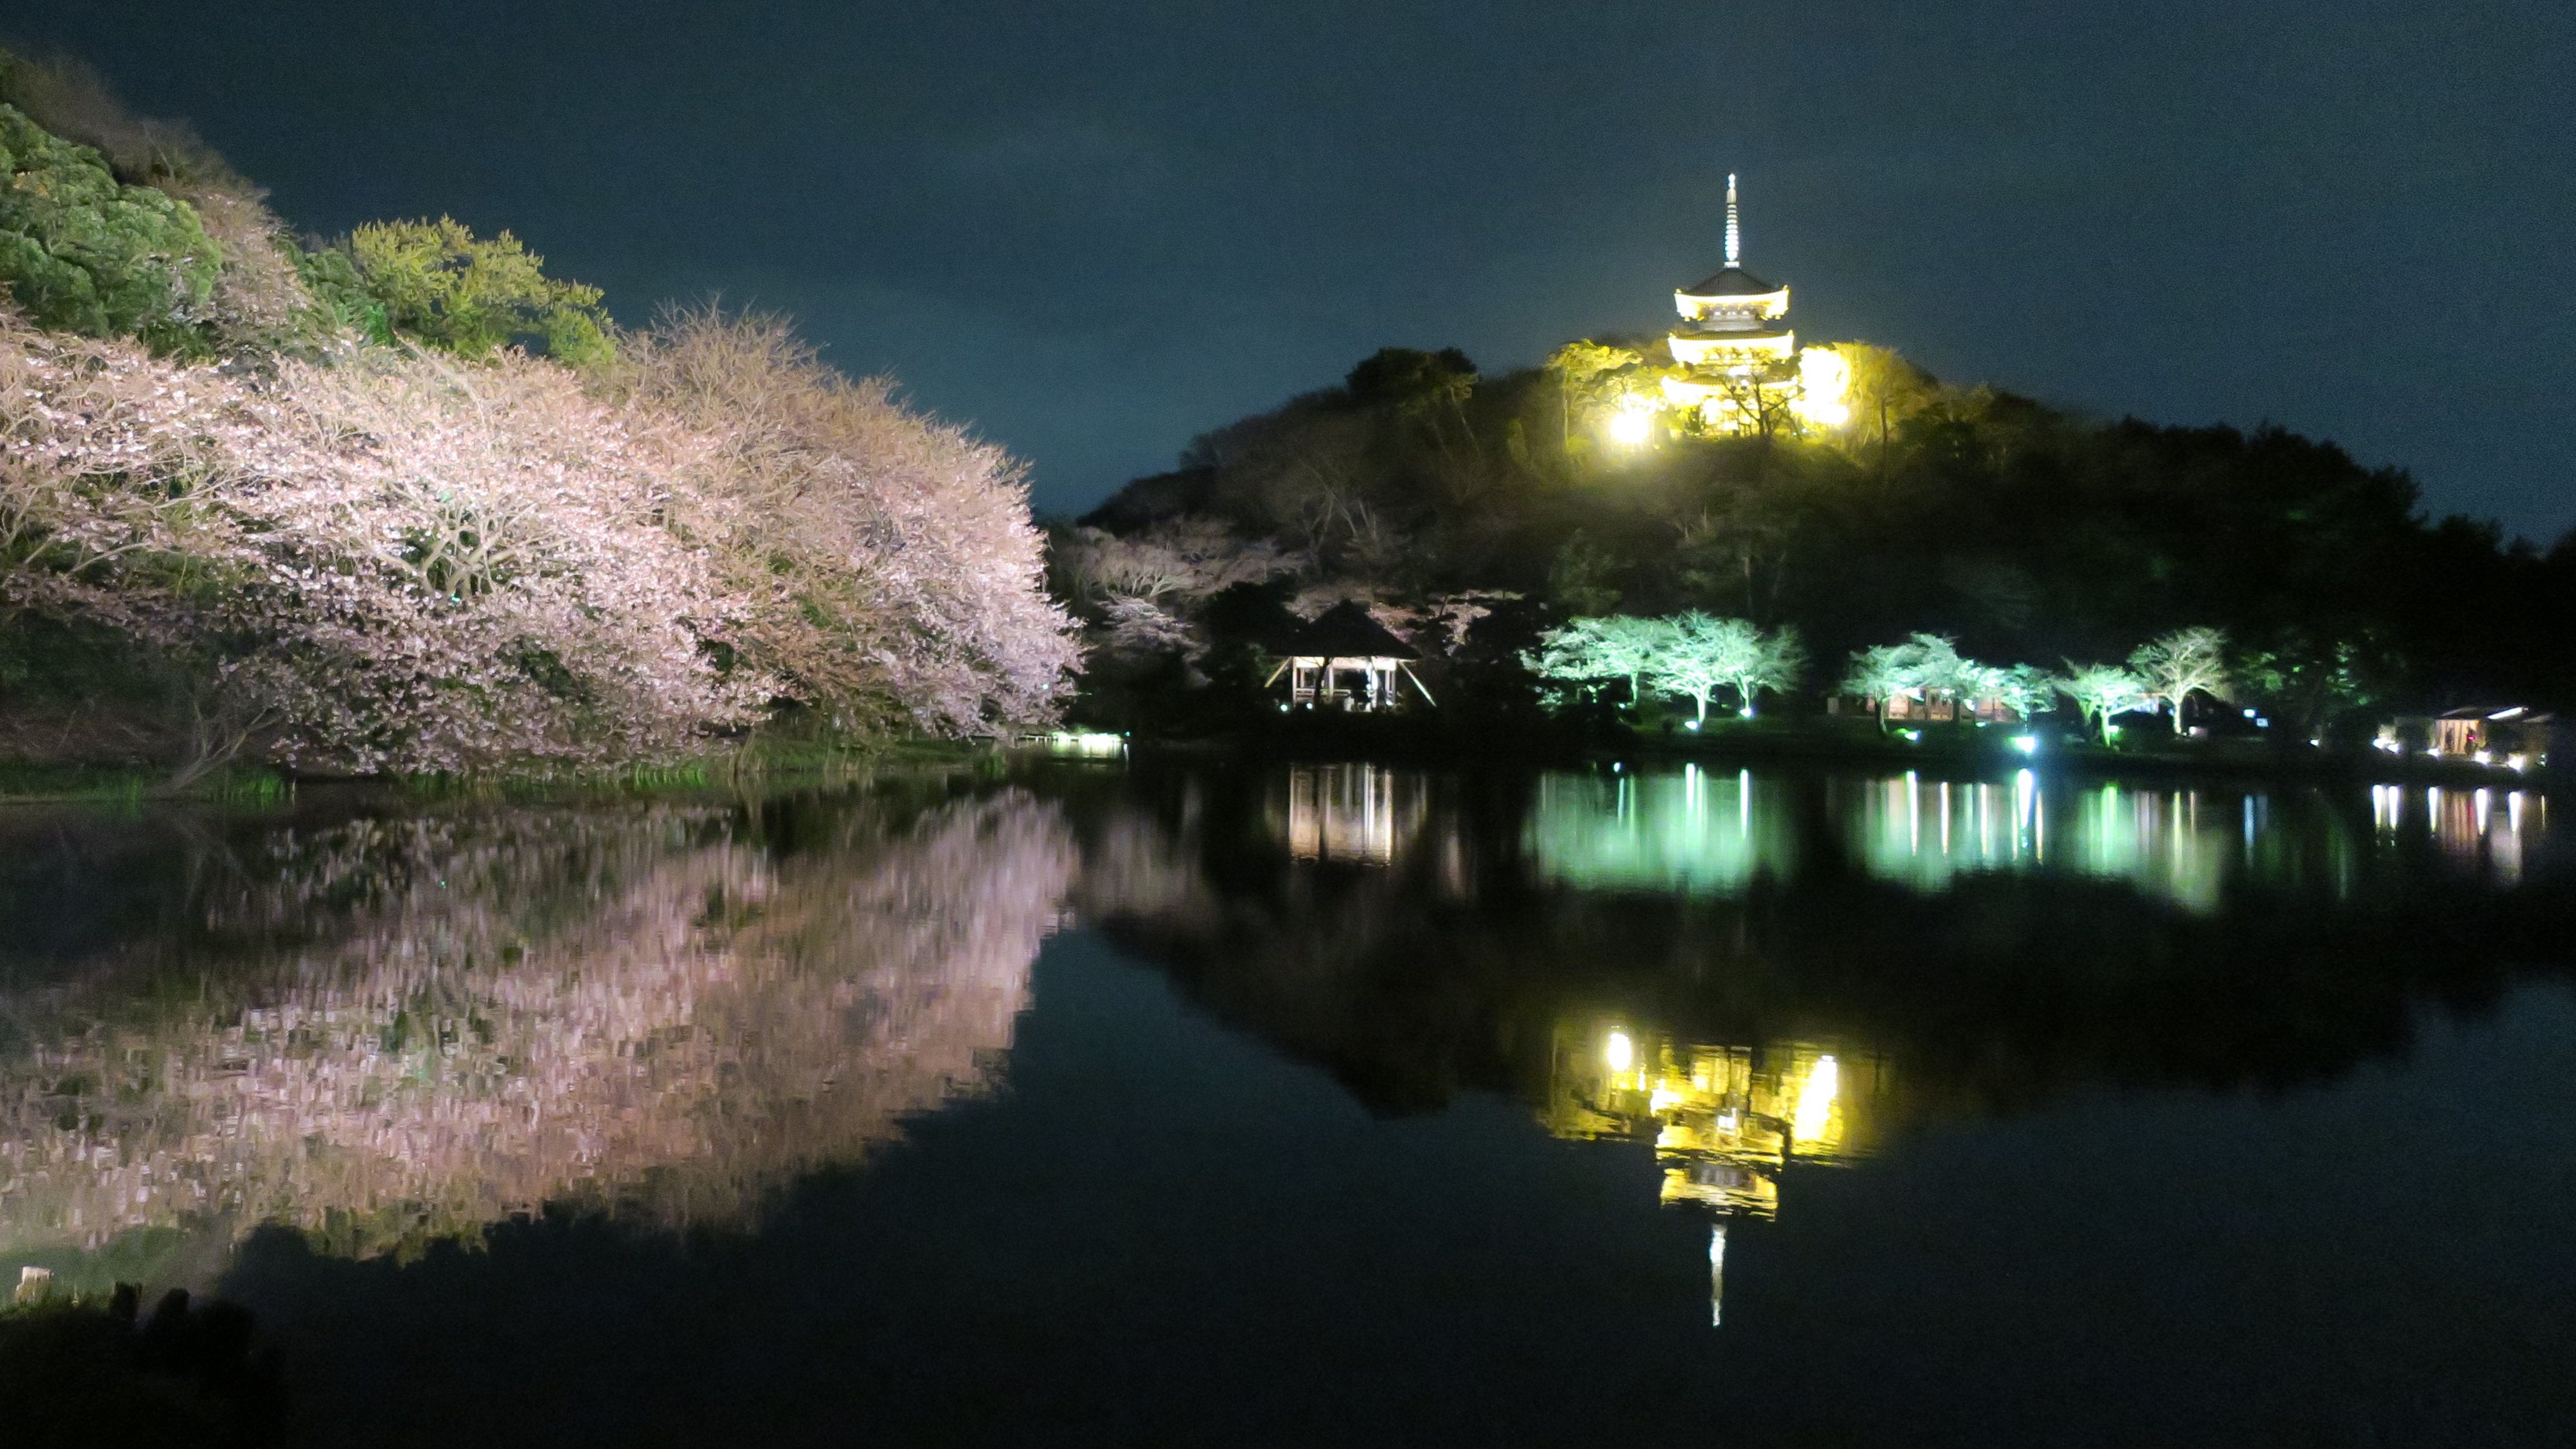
[4,762,2573,1446]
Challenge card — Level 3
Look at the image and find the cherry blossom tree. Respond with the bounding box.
[2055,662,2146,742]
[2128,627,2231,735]
[612,308,1081,737]
[3,301,1085,775]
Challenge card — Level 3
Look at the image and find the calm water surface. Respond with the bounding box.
[3,762,2571,1446]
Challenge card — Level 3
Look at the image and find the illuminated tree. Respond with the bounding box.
[1839,633,2012,731]
[1546,339,1643,449]
[0,103,222,354]
[1638,608,1762,722]
[1690,365,1801,441]
[1831,342,1937,477]
[1840,642,1917,733]
[1,300,1081,773]
[614,308,1081,735]
[1966,662,2056,720]
[1097,595,1198,660]
[1055,519,1291,613]
[1524,614,1674,708]
[2128,626,2231,735]
[320,216,614,367]
[2054,662,2146,742]
[1721,622,1806,718]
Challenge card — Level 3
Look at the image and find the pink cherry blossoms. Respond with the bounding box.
[0,308,1078,774]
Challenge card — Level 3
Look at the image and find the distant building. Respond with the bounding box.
[1266,601,1433,712]
[1660,173,1849,434]
[1833,690,2031,726]
[2381,705,2556,769]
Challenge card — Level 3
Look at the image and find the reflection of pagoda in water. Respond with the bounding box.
[1544,1019,1889,1324]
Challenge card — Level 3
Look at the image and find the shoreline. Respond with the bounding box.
[0,737,997,809]
[1104,716,2559,792]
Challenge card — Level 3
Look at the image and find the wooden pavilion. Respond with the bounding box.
[1265,602,1433,712]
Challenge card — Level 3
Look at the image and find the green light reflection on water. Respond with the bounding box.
[1524,763,1795,896]
[1528,766,2545,911]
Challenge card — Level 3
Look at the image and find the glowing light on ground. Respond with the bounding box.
[1605,397,1657,447]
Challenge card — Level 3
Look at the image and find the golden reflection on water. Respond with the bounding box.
[1544,1020,1890,1323]
[0,794,1074,1284]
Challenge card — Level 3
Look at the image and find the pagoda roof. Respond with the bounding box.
[1677,265,1782,298]
[1672,324,1794,342]
[1281,601,1419,661]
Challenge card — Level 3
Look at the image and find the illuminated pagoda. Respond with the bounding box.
[1660,173,1848,434]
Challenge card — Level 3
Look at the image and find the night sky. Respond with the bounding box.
[13,2,2571,536]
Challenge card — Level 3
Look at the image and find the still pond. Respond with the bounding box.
[3,760,2571,1445]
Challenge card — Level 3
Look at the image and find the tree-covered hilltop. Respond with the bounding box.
[1059,338,2575,741]
[0,48,1078,785]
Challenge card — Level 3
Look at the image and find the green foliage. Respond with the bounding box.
[1546,530,1624,615]
[0,103,220,353]
[1345,346,1476,405]
[311,216,614,366]
[1546,339,1644,416]
[2234,628,2385,738]
[0,48,240,191]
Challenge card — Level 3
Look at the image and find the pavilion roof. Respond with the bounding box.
[1281,601,1420,661]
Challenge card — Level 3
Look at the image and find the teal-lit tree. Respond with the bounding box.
[1840,640,1920,733]
[1986,662,2057,720]
[1524,614,1673,708]
[1720,622,1806,718]
[1645,612,1759,724]
[2128,627,2231,735]
[2055,662,2146,742]
[1839,633,2046,729]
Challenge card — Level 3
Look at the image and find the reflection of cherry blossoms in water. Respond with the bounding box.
[0,791,1074,1267]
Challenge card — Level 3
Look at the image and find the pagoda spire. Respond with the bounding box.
[1724,172,1741,267]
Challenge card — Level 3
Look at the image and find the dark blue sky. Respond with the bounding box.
[17,2,2572,535]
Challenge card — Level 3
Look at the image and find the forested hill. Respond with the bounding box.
[1059,343,2575,719]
